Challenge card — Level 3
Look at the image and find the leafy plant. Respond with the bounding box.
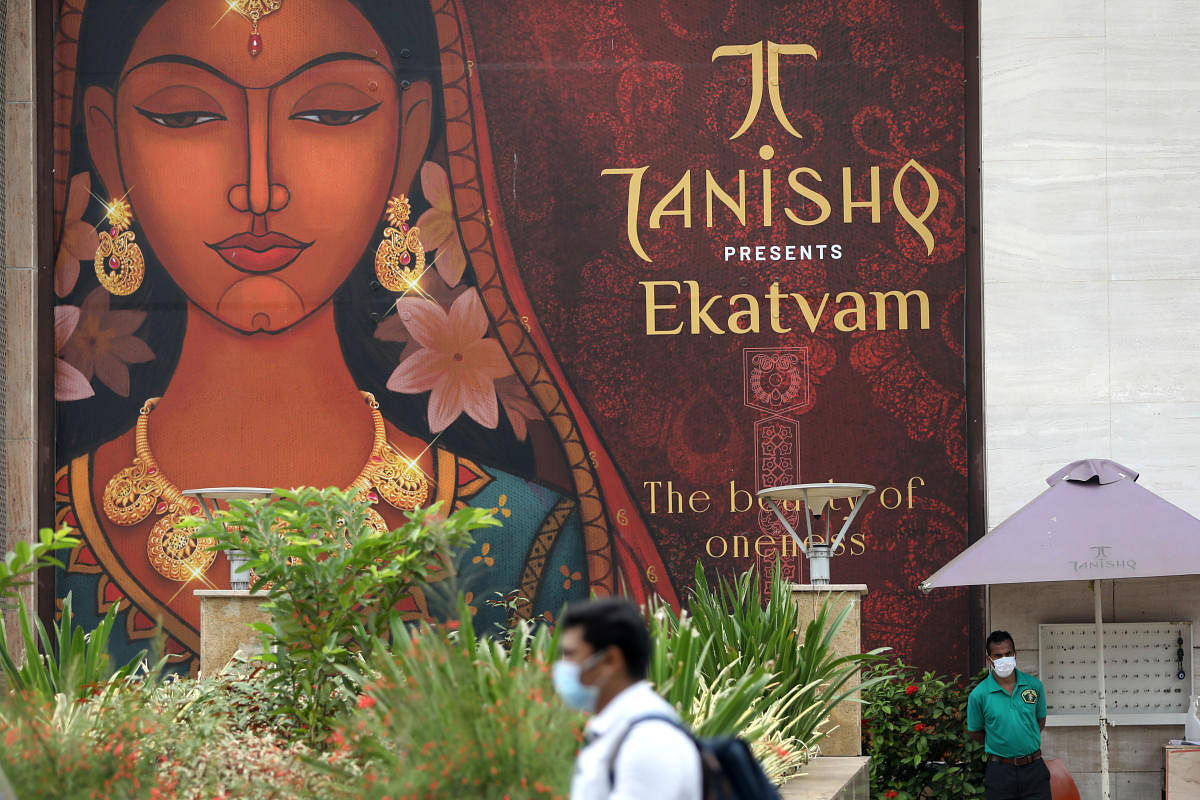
[0,662,347,800]
[668,563,886,741]
[0,686,168,800]
[140,664,349,799]
[861,660,985,799]
[0,592,149,703]
[0,527,79,601]
[336,598,580,799]
[0,529,145,706]
[0,527,78,609]
[193,487,495,746]
[647,600,780,736]
[645,562,887,784]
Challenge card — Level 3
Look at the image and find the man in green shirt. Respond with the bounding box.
[966,630,1051,800]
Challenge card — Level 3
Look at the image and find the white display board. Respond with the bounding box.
[1039,622,1194,726]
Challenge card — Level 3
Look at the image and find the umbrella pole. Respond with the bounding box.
[1095,580,1111,800]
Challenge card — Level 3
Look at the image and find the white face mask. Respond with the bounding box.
[991,656,1017,678]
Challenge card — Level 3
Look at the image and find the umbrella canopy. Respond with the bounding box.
[921,459,1200,800]
[920,458,1200,590]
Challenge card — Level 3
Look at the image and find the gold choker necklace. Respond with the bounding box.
[102,392,430,582]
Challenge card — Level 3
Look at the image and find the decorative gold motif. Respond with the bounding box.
[101,392,430,582]
[374,195,426,291]
[233,0,282,57]
[350,392,432,509]
[94,198,144,295]
[235,0,282,22]
[149,513,214,582]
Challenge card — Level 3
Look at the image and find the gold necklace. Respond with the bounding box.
[102,391,431,582]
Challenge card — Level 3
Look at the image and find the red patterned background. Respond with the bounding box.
[464,0,970,674]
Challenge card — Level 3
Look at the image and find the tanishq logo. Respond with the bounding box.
[1069,545,1137,573]
[711,42,816,140]
[601,39,944,264]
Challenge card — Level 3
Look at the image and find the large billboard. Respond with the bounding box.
[50,0,970,674]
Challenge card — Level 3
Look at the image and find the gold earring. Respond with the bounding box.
[374,195,425,292]
[94,198,145,296]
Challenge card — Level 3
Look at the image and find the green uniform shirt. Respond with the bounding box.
[966,669,1046,758]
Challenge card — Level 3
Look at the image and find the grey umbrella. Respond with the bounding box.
[920,459,1200,800]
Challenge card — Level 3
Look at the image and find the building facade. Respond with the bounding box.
[3,1,1200,797]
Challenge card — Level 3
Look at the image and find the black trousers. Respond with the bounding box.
[983,759,1052,800]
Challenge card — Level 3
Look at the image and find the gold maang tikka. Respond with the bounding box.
[233,0,282,57]
[94,198,145,296]
[374,195,426,292]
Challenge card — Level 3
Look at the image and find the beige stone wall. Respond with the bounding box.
[195,590,272,677]
[988,578,1200,799]
[981,3,1200,798]
[3,0,37,660]
[793,585,867,758]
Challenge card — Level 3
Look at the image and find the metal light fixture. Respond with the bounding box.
[182,487,274,590]
[756,482,875,585]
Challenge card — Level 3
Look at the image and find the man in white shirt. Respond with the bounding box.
[555,598,702,800]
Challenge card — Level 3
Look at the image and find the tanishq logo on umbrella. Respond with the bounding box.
[1070,545,1137,573]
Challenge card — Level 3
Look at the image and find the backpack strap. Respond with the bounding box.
[605,713,697,787]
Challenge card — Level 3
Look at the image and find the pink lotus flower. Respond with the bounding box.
[54,172,100,298]
[386,289,513,432]
[496,374,541,442]
[55,305,94,401]
[61,287,155,397]
[416,162,468,287]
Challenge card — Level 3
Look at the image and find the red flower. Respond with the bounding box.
[905,684,919,695]
[885,791,898,799]
[357,694,377,710]
[913,722,926,732]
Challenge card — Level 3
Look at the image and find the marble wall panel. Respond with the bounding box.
[5,437,32,539]
[3,100,32,269]
[982,158,1108,285]
[1106,160,1200,281]
[984,402,1112,529]
[983,281,1109,407]
[3,0,31,104]
[1111,575,1200,624]
[1069,770,1164,800]
[1044,724,1174,775]
[989,581,1114,652]
[1108,282,1200,403]
[1110,403,1200,507]
[980,0,1106,41]
[4,268,32,441]
[981,36,1105,162]
[1105,1,1200,159]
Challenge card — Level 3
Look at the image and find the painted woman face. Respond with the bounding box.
[85,0,430,332]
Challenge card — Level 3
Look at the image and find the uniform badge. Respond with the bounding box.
[1021,689,1038,704]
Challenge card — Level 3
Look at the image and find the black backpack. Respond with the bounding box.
[607,713,782,800]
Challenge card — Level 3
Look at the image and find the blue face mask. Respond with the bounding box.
[553,651,606,713]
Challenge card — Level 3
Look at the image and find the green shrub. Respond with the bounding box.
[193,487,495,747]
[0,662,347,800]
[0,592,151,704]
[861,660,985,799]
[142,663,348,799]
[0,690,168,800]
[336,598,580,799]
[0,527,79,602]
[648,563,888,784]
